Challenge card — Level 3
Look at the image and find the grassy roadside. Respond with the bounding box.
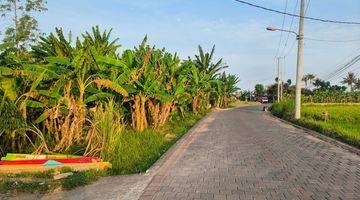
[270,101,360,148]
[0,169,106,193]
[0,111,208,194]
[228,100,260,108]
[106,111,208,175]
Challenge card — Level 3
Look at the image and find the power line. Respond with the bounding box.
[233,0,360,25]
[281,0,299,56]
[320,48,360,79]
[242,76,274,84]
[284,38,296,57]
[282,0,309,57]
[275,0,288,57]
[303,37,360,43]
[327,56,360,81]
[324,56,356,80]
[305,0,311,15]
[324,54,360,81]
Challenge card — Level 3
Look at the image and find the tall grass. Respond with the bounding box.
[86,100,124,157]
[105,111,206,175]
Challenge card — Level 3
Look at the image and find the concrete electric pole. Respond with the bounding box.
[266,0,305,117]
[279,57,284,101]
[294,0,305,119]
[277,57,281,102]
[280,71,284,101]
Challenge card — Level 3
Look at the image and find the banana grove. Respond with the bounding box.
[302,91,360,103]
[0,26,239,158]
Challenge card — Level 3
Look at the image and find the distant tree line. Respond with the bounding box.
[239,72,360,103]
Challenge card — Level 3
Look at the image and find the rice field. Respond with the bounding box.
[300,104,360,147]
[271,102,360,148]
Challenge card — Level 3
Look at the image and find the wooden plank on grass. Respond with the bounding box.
[0,162,112,173]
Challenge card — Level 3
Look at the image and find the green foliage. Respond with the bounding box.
[105,111,206,175]
[0,169,106,193]
[0,26,238,192]
[0,97,26,156]
[60,170,106,190]
[341,72,357,92]
[302,73,316,88]
[303,91,360,103]
[254,84,265,97]
[87,100,124,157]
[0,111,206,193]
[194,45,228,77]
[0,0,47,52]
[271,101,360,148]
[270,100,294,119]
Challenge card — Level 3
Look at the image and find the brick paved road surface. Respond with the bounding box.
[140,107,360,200]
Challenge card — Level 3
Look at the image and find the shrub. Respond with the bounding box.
[0,98,26,156]
[270,100,294,119]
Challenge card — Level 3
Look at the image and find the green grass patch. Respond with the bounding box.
[0,111,208,194]
[0,169,105,194]
[105,111,207,174]
[271,101,360,148]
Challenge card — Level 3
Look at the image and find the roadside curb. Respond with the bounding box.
[139,110,215,199]
[267,112,360,156]
[145,110,214,174]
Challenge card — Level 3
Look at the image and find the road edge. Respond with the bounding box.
[138,110,215,199]
[145,110,214,173]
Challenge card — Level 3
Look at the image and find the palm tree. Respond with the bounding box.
[302,73,315,88]
[307,74,316,88]
[342,72,357,92]
[354,79,360,91]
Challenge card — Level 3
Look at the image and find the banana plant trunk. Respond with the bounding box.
[159,102,173,126]
[192,96,199,114]
[132,94,148,132]
[148,101,173,128]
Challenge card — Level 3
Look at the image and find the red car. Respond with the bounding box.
[258,97,268,104]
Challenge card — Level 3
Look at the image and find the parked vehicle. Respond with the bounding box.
[258,97,268,104]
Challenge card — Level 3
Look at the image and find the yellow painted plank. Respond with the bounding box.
[2,153,80,161]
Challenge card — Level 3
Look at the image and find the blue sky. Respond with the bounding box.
[3,0,360,89]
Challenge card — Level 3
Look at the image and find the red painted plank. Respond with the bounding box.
[0,157,101,165]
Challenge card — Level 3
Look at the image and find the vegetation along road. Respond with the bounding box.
[8,105,359,200]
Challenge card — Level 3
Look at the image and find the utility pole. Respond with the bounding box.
[294,0,305,119]
[249,80,252,101]
[277,57,281,102]
[280,72,284,101]
[280,57,284,101]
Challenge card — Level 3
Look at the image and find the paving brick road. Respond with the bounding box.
[140,107,360,200]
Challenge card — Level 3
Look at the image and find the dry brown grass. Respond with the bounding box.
[229,100,260,108]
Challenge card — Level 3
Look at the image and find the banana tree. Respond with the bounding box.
[194,45,228,77]
[212,72,239,108]
[93,37,157,132]
[184,60,213,113]
[147,51,187,128]
[12,27,123,153]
